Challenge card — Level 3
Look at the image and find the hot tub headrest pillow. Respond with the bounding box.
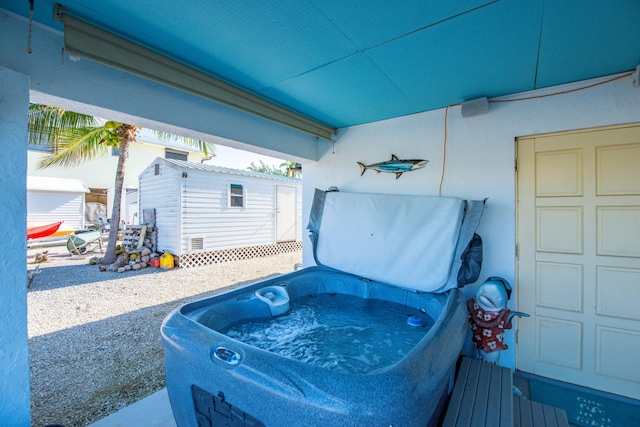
[307,189,485,293]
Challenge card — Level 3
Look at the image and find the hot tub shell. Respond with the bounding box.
[162,189,485,427]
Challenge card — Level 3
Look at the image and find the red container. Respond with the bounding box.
[149,259,160,268]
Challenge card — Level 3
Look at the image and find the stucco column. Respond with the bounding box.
[0,66,30,426]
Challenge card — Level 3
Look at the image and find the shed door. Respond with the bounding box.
[516,124,640,400]
[276,185,296,242]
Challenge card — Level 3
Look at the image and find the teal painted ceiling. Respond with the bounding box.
[3,0,639,128]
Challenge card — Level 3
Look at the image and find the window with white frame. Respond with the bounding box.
[229,183,245,207]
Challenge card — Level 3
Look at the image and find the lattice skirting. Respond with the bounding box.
[178,241,302,269]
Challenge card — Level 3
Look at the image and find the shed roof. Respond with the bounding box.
[151,158,301,183]
[27,176,90,193]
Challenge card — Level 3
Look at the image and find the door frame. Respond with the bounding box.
[515,123,640,399]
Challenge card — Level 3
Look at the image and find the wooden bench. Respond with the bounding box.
[442,357,513,426]
[442,357,569,427]
[513,396,570,427]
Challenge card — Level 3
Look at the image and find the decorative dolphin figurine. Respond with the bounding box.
[357,155,429,179]
[468,277,529,364]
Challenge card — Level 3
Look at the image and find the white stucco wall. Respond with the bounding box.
[0,67,30,426]
[303,74,640,368]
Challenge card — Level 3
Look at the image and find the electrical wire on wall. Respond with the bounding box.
[490,71,632,104]
[437,71,635,196]
[27,0,35,53]
[438,105,452,196]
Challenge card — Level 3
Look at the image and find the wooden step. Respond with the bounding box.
[513,396,569,427]
[442,356,570,427]
[442,357,513,426]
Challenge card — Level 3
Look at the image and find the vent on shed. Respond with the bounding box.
[154,163,160,175]
[165,148,188,161]
[191,237,204,251]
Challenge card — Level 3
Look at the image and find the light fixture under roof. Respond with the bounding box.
[460,97,489,117]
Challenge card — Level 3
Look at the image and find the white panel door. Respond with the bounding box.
[517,124,640,399]
[276,185,297,242]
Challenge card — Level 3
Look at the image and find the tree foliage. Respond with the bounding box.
[247,160,285,175]
[247,160,301,178]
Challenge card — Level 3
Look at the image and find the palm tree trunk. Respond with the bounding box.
[102,125,135,264]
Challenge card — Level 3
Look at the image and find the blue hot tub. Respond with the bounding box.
[162,189,484,427]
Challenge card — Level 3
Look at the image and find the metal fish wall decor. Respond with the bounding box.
[357,155,429,179]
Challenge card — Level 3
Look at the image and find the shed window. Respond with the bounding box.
[229,184,244,207]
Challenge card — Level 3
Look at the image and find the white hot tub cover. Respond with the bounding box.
[307,189,485,293]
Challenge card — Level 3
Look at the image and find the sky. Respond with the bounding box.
[204,144,287,171]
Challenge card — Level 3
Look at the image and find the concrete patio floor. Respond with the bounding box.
[88,389,176,427]
[87,378,533,427]
[88,376,587,427]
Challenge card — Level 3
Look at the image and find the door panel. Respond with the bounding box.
[536,207,583,253]
[596,144,640,195]
[517,124,640,399]
[536,262,583,312]
[536,149,583,196]
[597,267,640,321]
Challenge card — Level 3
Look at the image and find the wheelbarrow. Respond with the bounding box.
[66,229,104,255]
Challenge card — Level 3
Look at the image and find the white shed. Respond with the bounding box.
[138,158,302,267]
[27,176,89,235]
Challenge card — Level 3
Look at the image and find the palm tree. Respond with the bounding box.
[27,103,215,264]
[246,160,301,177]
[246,160,285,176]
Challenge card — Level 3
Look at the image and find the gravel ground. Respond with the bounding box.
[27,246,301,427]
